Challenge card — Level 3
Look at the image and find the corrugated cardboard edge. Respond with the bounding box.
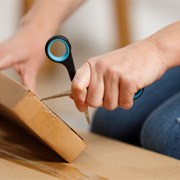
[13,92,86,162]
[0,73,29,108]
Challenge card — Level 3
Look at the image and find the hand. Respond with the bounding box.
[0,24,48,92]
[71,39,166,111]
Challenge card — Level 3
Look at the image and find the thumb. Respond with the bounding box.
[72,62,91,89]
[0,54,15,69]
[0,52,26,70]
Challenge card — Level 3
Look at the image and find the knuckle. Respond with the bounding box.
[72,81,83,93]
[88,57,106,71]
[103,97,117,111]
[102,66,117,83]
[75,99,85,106]
[106,67,113,77]
[119,73,138,92]
[86,98,101,108]
[75,102,87,112]
[86,57,97,66]
[107,66,119,80]
[120,73,134,84]
[104,103,116,111]
[96,59,105,69]
[120,102,133,110]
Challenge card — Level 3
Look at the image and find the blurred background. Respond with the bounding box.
[0,0,180,131]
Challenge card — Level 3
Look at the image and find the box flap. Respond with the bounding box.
[0,73,28,108]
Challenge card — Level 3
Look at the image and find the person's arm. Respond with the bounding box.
[148,21,180,69]
[21,0,84,36]
[0,0,84,92]
[71,21,180,111]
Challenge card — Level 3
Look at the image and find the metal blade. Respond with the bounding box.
[40,90,90,124]
[40,90,71,101]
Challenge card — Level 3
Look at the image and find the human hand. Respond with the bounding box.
[0,25,48,92]
[71,39,166,111]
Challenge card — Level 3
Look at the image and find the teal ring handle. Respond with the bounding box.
[46,37,70,62]
[45,35,76,81]
[134,88,144,100]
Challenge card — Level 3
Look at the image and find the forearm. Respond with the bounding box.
[20,0,84,35]
[147,21,180,71]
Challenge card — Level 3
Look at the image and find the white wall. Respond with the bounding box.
[0,0,22,41]
[0,0,22,79]
[1,0,179,77]
[129,0,180,41]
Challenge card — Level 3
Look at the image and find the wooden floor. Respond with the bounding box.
[0,116,180,179]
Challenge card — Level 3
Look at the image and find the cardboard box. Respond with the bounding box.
[0,73,86,162]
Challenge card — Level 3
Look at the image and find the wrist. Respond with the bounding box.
[141,38,167,77]
[146,22,180,70]
[14,19,54,54]
[20,15,57,38]
[144,37,168,72]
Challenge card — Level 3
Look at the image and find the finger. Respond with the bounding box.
[0,52,26,69]
[69,93,88,112]
[21,67,37,93]
[0,54,14,69]
[103,67,119,110]
[71,62,90,112]
[86,61,104,108]
[118,74,135,110]
[74,101,88,112]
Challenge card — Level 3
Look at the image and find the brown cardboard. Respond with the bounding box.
[0,116,180,179]
[0,73,86,162]
[0,73,28,108]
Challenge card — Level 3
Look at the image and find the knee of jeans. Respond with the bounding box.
[140,108,180,160]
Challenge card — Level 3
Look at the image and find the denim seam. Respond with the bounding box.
[165,122,180,157]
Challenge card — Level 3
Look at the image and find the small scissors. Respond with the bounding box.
[42,35,143,122]
[43,35,90,124]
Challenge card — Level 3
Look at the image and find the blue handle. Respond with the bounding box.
[46,37,70,62]
[134,88,144,100]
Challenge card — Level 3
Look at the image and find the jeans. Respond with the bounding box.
[91,66,180,159]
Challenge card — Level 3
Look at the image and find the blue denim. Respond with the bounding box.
[91,66,180,159]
